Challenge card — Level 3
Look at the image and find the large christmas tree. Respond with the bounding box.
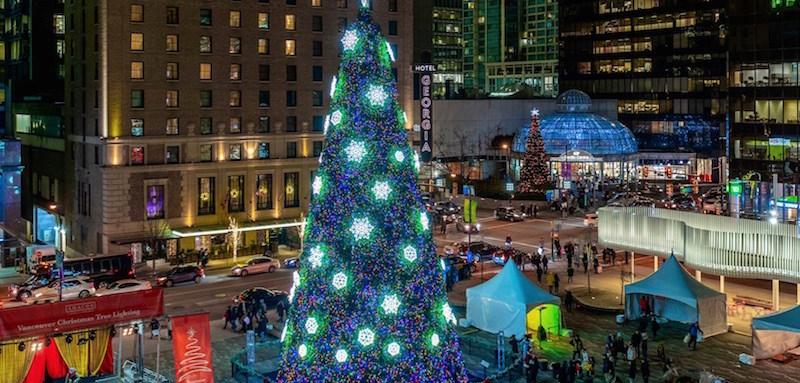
[277,3,469,382]
[517,109,550,193]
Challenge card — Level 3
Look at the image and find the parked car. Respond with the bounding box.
[434,201,461,215]
[157,265,204,287]
[284,257,300,269]
[9,275,52,301]
[495,207,525,222]
[455,218,481,233]
[27,276,96,304]
[664,194,696,211]
[95,279,152,296]
[235,287,289,311]
[231,257,281,277]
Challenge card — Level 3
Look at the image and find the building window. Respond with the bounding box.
[286,91,297,107]
[287,0,297,5]
[230,64,241,80]
[131,119,144,136]
[200,36,212,53]
[287,142,298,158]
[312,0,322,6]
[312,66,323,82]
[337,0,348,8]
[284,172,299,208]
[256,174,273,210]
[258,39,270,55]
[199,8,212,26]
[166,6,179,24]
[131,146,145,165]
[313,40,323,56]
[200,90,213,107]
[313,141,323,157]
[312,90,323,106]
[258,142,270,159]
[145,185,166,219]
[229,144,242,161]
[198,177,215,215]
[312,115,324,132]
[259,91,270,107]
[229,91,241,107]
[286,65,297,81]
[131,61,144,79]
[338,17,348,32]
[131,90,144,108]
[199,144,213,161]
[388,20,397,35]
[229,11,241,27]
[259,64,270,81]
[200,118,212,135]
[229,37,241,54]
[166,145,180,164]
[230,117,242,133]
[312,15,323,32]
[166,118,179,135]
[131,4,144,22]
[285,40,296,56]
[258,116,270,133]
[166,62,179,80]
[285,14,296,30]
[258,13,270,29]
[388,0,397,12]
[166,90,179,107]
[200,63,212,80]
[286,116,297,132]
[131,33,144,51]
[166,34,179,52]
[228,175,245,212]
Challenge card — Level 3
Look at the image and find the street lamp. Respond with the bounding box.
[502,144,510,179]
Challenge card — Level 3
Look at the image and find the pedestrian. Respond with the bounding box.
[650,315,660,339]
[149,318,160,339]
[592,256,599,274]
[582,252,589,273]
[627,360,637,383]
[167,318,173,340]
[533,204,538,218]
[542,255,549,272]
[641,336,649,360]
[536,265,543,284]
[638,296,649,316]
[223,305,232,329]
[277,299,287,322]
[243,313,252,332]
[510,334,520,356]
[610,249,616,265]
[687,321,703,351]
[631,330,642,355]
[440,218,447,235]
[624,250,630,264]
[564,290,575,312]
[641,359,650,383]
[546,272,556,294]
[527,353,539,382]
[553,273,560,294]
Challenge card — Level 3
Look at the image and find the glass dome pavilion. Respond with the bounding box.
[513,90,639,186]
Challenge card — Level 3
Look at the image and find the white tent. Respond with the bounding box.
[752,305,800,359]
[466,260,561,338]
[624,255,728,337]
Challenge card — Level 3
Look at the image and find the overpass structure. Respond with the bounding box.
[598,206,800,309]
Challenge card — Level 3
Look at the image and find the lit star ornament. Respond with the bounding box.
[332,272,348,290]
[366,85,388,106]
[308,246,324,269]
[335,349,348,363]
[357,329,375,347]
[419,212,430,230]
[403,245,417,262]
[342,30,359,51]
[330,110,343,126]
[387,342,401,357]
[381,294,401,314]
[305,317,319,335]
[431,333,441,347]
[345,141,367,163]
[373,181,391,200]
[394,150,405,163]
[531,108,540,117]
[442,303,457,325]
[312,176,323,195]
[298,344,308,359]
[350,217,373,241]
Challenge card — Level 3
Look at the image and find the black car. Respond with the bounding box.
[8,275,52,301]
[495,207,525,221]
[156,266,204,287]
[236,287,289,311]
[434,201,461,215]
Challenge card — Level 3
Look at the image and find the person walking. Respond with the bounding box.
[650,315,660,339]
[510,334,520,356]
[526,353,539,382]
[582,252,589,273]
[223,306,232,329]
[592,256,600,274]
[553,273,561,294]
[536,265,544,284]
[567,265,574,283]
[564,290,575,312]
[688,322,703,351]
[149,318,160,339]
[641,359,650,383]
[542,255,549,273]
[631,330,642,355]
[627,360,637,383]
[546,272,556,294]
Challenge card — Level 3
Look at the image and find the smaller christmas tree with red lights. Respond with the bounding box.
[517,109,550,194]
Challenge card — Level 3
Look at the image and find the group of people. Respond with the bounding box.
[174,248,210,268]
[223,298,288,340]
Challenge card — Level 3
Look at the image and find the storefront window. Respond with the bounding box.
[146,185,165,219]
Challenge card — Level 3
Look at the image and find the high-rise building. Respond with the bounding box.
[63,0,413,257]
[463,0,558,97]
[1,0,66,246]
[559,0,727,157]
[728,0,800,181]
[414,0,463,98]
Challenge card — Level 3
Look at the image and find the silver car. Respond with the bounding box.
[231,257,281,277]
[27,276,96,304]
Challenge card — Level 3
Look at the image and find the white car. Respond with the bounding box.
[231,257,281,277]
[95,279,152,296]
[27,276,96,304]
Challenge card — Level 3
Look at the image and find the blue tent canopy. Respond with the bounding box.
[753,305,800,332]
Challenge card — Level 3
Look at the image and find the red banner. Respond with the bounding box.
[0,288,164,341]
[172,313,214,383]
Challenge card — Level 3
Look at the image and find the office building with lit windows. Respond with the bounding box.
[413,0,464,98]
[63,0,413,257]
[728,0,800,182]
[463,0,558,97]
[559,0,727,168]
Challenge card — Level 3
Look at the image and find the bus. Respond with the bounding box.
[62,254,135,288]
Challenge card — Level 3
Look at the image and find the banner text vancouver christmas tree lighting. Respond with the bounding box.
[277,3,469,382]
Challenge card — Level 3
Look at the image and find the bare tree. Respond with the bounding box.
[144,219,171,272]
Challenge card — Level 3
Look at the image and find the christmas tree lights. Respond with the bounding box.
[517,109,551,193]
[278,4,468,382]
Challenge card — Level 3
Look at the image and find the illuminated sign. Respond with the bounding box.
[414,64,435,162]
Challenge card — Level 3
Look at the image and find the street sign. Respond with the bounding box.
[414,64,436,163]
[464,199,478,224]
